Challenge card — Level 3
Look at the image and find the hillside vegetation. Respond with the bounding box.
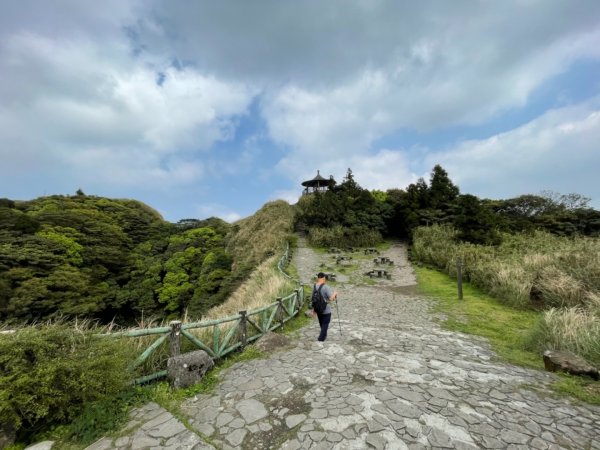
[295,166,600,249]
[0,195,295,325]
[0,198,298,446]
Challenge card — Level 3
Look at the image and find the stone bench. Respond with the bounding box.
[373,256,394,265]
[366,269,391,280]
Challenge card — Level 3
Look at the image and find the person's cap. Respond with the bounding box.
[317,272,327,279]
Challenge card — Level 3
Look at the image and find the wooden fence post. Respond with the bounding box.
[239,310,247,348]
[276,297,284,328]
[169,320,182,357]
[457,259,463,300]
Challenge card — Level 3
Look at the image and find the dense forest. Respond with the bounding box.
[0,194,262,324]
[296,166,600,246]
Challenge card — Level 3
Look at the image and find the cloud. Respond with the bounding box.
[424,99,600,203]
[0,31,255,186]
[195,204,242,223]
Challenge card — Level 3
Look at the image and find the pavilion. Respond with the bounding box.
[301,170,336,195]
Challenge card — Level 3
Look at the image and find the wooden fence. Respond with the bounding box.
[108,243,304,384]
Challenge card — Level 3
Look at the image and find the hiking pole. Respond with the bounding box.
[334,297,342,336]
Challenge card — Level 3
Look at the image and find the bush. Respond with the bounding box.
[412,224,600,310]
[526,308,600,367]
[307,225,381,248]
[0,323,133,439]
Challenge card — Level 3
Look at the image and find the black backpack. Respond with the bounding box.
[311,284,327,314]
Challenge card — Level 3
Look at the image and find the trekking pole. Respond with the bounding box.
[334,297,342,336]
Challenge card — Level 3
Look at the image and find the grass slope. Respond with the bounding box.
[415,266,600,405]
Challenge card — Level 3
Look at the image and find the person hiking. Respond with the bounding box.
[311,272,338,342]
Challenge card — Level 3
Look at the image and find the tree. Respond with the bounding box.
[429,165,459,210]
[452,195,501,245]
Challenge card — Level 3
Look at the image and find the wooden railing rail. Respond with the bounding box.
[113,241,304,384]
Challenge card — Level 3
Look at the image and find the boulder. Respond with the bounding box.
[167,350,214,389]
[543,350,599,380]
[255,332,290,352]
[0,423,16,449]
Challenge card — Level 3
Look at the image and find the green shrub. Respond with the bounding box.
[412,224,600,311]
[308,225,381,248]
[526,308,600,367]
[0,323,132,439]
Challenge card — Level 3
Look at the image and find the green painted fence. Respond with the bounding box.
[109,243,304,384]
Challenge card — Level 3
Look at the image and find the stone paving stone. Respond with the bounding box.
[234,398,267,424]
[285,413,307,429]
[85,438,113,450]
[225,428,247,447]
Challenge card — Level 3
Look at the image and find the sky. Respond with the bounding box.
[1,1,600,222]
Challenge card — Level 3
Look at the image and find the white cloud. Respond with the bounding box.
[269,189,301,205]
[424,99,600,202]
[195,204,242,223]
[0,32,255,186]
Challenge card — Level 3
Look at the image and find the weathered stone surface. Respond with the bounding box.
[24,441,54,450]
[543,350,599,380]
[225,428,247,446]
[254,331,290,352]
[84,438,113,450]
[167,350,214,388]
[146,417,186,438]
[286,414,307,429]
[235,398,268,424]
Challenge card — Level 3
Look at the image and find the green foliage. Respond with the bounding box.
[227,200,295,274]
[413,224,600,308]
[67,388,147,444]
[0,195,240,324]
[0,323,132,439]
[297,168,389,246]
[413,224,600,398]
[452,194,501,245]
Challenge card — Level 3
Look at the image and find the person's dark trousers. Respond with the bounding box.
[317,313,331,341]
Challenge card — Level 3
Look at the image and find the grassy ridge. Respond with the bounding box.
[415,267,541,368]
[227,200,296,274]
[412,224,600,368]
[415,266,600,405]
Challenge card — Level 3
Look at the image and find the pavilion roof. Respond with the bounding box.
[301,170,334,187]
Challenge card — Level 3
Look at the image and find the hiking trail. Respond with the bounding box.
[86,239,600,450]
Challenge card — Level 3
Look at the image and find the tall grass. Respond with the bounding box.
[205,256,297,319]
[412,224,600,366]
[227,200,295,273]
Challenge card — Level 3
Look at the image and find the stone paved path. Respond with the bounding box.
[86,240,600,450]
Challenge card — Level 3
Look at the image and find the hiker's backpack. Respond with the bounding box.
[311,284,327,314]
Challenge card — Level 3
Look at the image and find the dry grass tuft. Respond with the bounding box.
[227,200,295,273]
[205,256,296,320]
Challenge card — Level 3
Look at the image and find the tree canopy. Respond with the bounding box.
[0,195,237,324]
